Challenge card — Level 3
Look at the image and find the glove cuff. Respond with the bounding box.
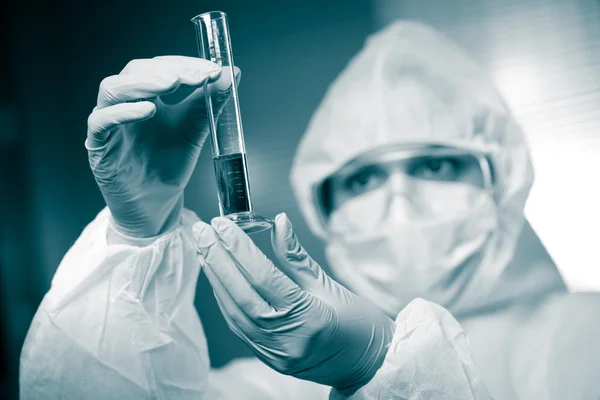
[107,207,201,246]
[334,315,396,396]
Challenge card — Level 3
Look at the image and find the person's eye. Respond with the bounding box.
[410,157,460,181]
[343,166,386,195]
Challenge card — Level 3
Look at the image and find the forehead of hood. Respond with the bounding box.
[290,20,534,238]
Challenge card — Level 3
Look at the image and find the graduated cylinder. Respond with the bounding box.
[192,11,273,234]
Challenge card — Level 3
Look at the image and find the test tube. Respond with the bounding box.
[191,11,274,234]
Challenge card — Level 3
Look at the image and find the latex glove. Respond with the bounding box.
[193,213,396,396]
[86,55,238,238]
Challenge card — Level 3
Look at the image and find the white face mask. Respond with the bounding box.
[326,177,501,317]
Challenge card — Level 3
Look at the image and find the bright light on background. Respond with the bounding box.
[493,63,542,109]
[375,0,600,291]
[492,55,600,291]
[524,144,600,291]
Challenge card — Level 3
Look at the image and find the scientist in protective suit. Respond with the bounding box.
[20,21,600,400]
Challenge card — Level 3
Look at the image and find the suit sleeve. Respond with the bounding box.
[20,208,210,400]
[332,299,492,400]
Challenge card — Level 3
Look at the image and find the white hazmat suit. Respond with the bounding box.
[20,20,600,400]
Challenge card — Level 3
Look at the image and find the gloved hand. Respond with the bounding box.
[86,55,238,238]
[193,213,396,396]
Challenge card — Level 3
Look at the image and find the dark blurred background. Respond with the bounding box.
[1,0,599,398]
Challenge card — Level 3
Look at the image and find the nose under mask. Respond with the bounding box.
[325,177,500,316]
[329,176,489,234]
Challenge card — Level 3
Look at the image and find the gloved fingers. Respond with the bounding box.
[193,220,274,320]
[171,66,241,147]
[120,56,222,80]
[207,66,241,95]
[152,55,222,74]
[203,261,255,336]
[209,67,241,125]
[149,56,239,115]
[212,217,305,310]
[97,68,216,109]
[86,101,156,149]
[211,287,276,361]
[151,56,240,93]
[178,66,240,108]
[271,213,328,292]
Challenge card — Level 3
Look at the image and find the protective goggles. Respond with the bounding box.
[314,144,495,228]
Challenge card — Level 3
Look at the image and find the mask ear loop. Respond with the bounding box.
[478,154,497,201]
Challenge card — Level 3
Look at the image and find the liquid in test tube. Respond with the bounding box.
[213,153,250,215]
[192,11,273,234]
